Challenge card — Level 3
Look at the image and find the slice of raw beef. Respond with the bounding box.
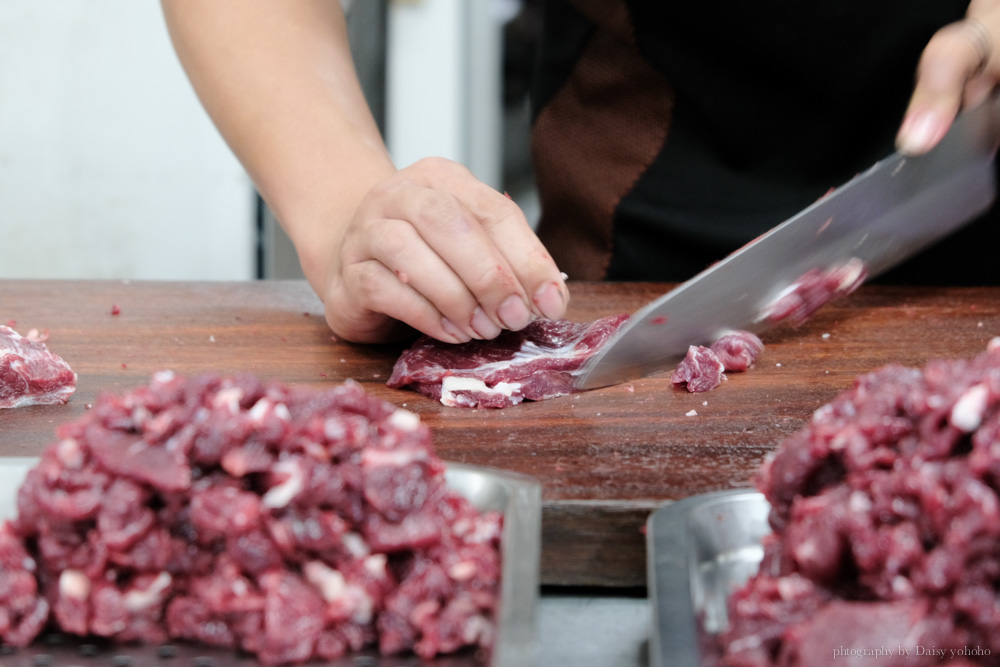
[0,325,77,408]
[387,314,630,409]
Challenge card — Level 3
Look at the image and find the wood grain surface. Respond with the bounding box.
[3,279,999,587]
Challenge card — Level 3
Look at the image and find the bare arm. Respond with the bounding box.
[161,0,568,343]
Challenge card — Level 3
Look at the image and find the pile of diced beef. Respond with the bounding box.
[1,372,502,664]
[720,341,1000,666]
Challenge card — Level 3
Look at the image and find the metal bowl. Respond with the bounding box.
[646,489,772,667]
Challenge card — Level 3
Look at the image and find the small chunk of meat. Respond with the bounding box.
[0,325,76,408]
[710,331,765,372]
[673,331,765,393]
[672,346,726,393]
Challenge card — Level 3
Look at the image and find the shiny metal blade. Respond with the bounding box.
[575,95,1000,390]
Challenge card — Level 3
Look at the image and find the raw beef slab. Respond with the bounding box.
[719,340,1000,666]
[0,325,76,408]
[0,372,501,665]
[388,314,629,408]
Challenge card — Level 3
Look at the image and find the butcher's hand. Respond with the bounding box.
[897,1,1000,155]
[324,157,569,344]
[161,0,566,345]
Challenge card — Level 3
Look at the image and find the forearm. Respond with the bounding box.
[160,0,395,291]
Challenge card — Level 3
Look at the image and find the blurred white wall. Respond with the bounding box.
[0,1,255,281]
[386,0,508,189]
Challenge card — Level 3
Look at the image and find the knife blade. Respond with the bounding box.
[574,95,1000,391]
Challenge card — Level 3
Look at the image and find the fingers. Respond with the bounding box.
[451,174,570,323]
[331,157,568,344]
[403,158,570,323]
[361,214,494,341]
[331,259,469,345]
[897,12,999,155]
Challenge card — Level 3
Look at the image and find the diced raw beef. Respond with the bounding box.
[672,331,765,393]
[3,372,502,664]
[719,340,1000,666]
[761,258,866,327]
[387,314,629,408]
[0,522,49,647]
[710,331,764,373]
[672,346,726,393]
[0,325,76,408]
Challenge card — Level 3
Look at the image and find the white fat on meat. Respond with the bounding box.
[440,376,521,408]
[364,553,388,578]
[212,386,245,414]
[431,337,586,406]
[124,572,172,611]
[248,397,291,424]
[463,614,494,646]
[432,338,583,381]
[304,560,375,624]
[361,446,426,468]
[59,570,91,601]
[261,459,304,509]
[304,561,346,601]
[151,369,176,385]
[56,438,85,469]
[388,408,421,431]
[849,491,872,514]
[950,383,989,432]
[341,532,370,559]
[448,560,478,582]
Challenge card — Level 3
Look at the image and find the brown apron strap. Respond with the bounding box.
[532,0,674,280]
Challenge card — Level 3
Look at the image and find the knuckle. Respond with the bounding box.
[411,193,468,234]
[412,155,468,177]
[363,175,404,205]
[344,261,387,305]
[470,262,517,297]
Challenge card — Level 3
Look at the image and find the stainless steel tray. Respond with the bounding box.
[646,489,772,667]
[0,458,541,667]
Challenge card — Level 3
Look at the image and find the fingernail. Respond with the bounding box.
[470,307,502,339]
[532,281,567,320]
[897,111,947,155]
[497,295,531,331]
[441,317,471,343]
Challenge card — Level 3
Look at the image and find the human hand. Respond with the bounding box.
[897,2,1000,155]
[321,157,569,344]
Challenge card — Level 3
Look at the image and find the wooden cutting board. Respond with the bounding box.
[3,279,998,587]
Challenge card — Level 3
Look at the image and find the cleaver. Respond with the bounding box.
[574,94,1000,391]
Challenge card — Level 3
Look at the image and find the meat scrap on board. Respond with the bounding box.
[671,331,765,393]
[0,324,76,408]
